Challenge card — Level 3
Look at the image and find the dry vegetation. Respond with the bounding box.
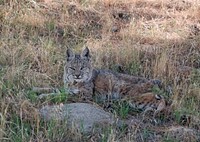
[0,0,200,141]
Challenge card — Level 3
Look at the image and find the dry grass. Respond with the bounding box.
[0,0,200,141]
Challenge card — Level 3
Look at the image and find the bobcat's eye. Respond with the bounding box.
[69,67,75,70]
[80,66,84,70]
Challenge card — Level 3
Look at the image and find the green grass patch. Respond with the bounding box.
[42,119,69,141]
[127,60,141,76]
[27,90,38,103]
[100,126,114,142]
[6,114,70,142]
[142,128,154,141]
[163,136,179,142]
[6,115,32,142]
[191,69,200,87]
[50,92,68,104]
[46,20,55,33]
[152,86,169,98]
[41,92,68,104]
[111,101,131,119]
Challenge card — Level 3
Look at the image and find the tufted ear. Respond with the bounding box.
[66,48,75,61]
[81,47,91,60]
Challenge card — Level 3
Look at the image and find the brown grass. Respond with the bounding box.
[0,0,200,141]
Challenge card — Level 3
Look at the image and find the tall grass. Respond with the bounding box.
[0,0,199,141]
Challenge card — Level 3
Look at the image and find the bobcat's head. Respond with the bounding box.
[64,47,93,83]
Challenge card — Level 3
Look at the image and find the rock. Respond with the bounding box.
[39,103,115,133]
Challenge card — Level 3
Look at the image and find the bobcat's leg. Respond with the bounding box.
[65,83,80,95]
[79,87,94,100]
[142,107,154,119]
[76,81,94,100]
[142,107,159,124]
[153,99,166,119]
[142,95,166,124]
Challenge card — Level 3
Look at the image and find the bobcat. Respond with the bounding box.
[63,47,166,118]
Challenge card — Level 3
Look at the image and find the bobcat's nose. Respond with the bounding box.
[74,75,82,79]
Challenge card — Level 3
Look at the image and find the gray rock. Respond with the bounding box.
[39,103,115,133]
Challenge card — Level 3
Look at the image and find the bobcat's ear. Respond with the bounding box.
[81,47,91,60]
[66,48,75,61]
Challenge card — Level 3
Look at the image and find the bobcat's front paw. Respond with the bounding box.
[68,88,80,95]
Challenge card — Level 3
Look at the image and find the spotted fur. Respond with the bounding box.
[64,47,166,117]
